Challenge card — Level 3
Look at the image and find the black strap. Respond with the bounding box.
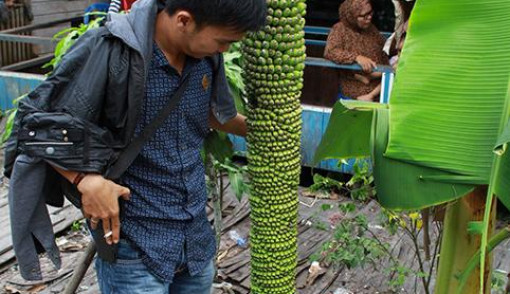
[105,74,191,180]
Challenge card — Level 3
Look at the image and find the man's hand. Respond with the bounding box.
[78,174,130,245]
[355,55,377,73]
[210,112,247,137]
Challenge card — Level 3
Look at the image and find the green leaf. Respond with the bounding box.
[467,221,484,235]
[203,131,234,164]
[455,227,510,294]
[385,0,510,185]
[339,202,356,213]
[1,109,17,144]
[228,170,245,201]
[313,101,381,164]
[372,109,474,210]
[321,204,332,211]
[494,119,510,210]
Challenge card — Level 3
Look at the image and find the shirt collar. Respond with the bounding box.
[152,41,200,77]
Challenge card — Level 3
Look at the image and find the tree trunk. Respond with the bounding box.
[434,186,495,294]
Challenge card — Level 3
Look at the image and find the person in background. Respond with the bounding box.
[389,20,408,69]
[383,0,414,57]
[324,0,389,102]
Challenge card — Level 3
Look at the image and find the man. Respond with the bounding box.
[5,0,266,293]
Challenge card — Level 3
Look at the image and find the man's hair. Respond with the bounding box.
[165,0,267,32]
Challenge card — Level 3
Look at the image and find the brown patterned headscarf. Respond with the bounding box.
[339,0,372,30]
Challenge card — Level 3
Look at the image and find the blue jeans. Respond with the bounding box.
[95,239,215,294]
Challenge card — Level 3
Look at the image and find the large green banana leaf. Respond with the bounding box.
[314,1,510,291]
[312,101,385,163]
[314,0,510,210]
[372,108,474,209]
[386,0,510,186]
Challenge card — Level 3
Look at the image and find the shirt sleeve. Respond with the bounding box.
[324,23,358,64]
[210,53,237,124]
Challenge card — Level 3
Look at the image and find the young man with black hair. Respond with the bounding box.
[4,0,266,292]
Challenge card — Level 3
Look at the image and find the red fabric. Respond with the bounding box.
[122,0,137,10]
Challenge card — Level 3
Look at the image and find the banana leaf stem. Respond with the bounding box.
[456,226,510,294]
[434,187,494,294]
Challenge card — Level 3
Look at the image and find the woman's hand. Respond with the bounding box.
[355,55,377,73]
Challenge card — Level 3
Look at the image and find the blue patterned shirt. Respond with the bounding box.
[119,42,218,282]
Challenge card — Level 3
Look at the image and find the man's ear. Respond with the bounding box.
[175,10,194,31]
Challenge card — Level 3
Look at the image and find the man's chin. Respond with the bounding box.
[190,52,217,59]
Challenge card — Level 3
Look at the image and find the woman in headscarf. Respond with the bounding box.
[324,0,389,101]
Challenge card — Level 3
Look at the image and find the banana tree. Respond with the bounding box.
[314,0,510,293]
[242,0,307,293]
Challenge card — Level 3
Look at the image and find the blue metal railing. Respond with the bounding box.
[304,26,392,39]
[304,57,394,104]
[304,25,331,36]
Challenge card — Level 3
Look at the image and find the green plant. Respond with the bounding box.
[308,173,343,194]
[223,42,247,115]
[319,215,387,268]
[310,203,390,271]
[314,0,510,292]
[307,160,374,201]
[43,15,105,70]
[386,264,413,291]
[346,159,375,202]
[379,209,441,294]
[1,94,25,145]
[491,270,507,294]
[71,220,83,232]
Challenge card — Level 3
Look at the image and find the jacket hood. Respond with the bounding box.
[105,0,159,64]
[339,0,371,30]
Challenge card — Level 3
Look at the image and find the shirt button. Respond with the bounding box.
[45,147,55,155]
[180,145,186,151]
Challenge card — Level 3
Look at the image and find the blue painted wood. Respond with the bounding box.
[0,71,44,111]
[306,57,394,74]
[0,77,8,111]
[301,107,326,167]
[304,26,330,36]
[305,39,327,47]
[229,106,346,173]
[230,133,247,156]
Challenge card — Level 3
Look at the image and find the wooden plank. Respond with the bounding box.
[221,197,250,233]
[31,1,90,17]
[0,16,80,34]
[219,250,251,272]
[306,268,342,294]
[1,54,53,72]
[228,263,251,283]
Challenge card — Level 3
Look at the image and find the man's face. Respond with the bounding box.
[184,24,245,58]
